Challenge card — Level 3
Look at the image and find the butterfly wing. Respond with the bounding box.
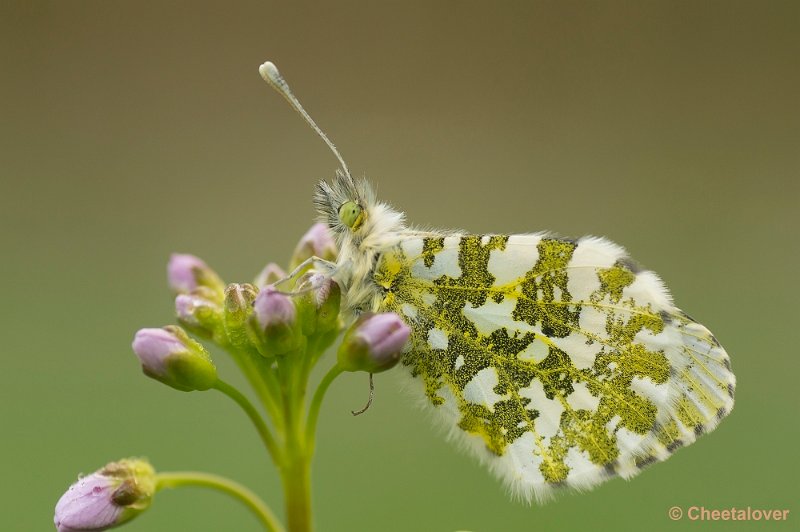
[373,233,735,502]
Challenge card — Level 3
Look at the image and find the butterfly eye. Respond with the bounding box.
[338,201,364,230]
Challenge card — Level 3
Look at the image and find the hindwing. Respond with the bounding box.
[373,233,735,501]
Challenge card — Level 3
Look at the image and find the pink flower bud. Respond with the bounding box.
[167,253,224,297]
[250,286,298,356]
[54,459,155,532]
[253,286,296,330]
[338,313,411,373]
[254,262,287,288]
[131,326,216,391]
[175,292,222,338]
[290,223,337,269]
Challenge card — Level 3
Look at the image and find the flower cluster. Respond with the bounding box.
[55,223,410,531]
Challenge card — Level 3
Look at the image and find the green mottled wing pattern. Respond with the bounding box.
[373,233,735,501]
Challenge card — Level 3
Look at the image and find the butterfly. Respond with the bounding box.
[260,61,735,502]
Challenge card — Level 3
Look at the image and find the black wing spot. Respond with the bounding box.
[635,455,658,469]
[617,256,643,274]
[666,440,684,453]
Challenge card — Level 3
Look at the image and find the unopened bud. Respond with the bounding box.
[294,272,341,336]
[289,223,337,270]
[250,286,299,356]
[131,326,217,391]
[337,313,410,373]
[175,289,222,340]
[254,262,287,288]
[223,283,258,349]
[167,254,224,300]
[54,458,155,532]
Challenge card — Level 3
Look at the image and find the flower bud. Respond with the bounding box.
[254,286,296,329]
[132,326,217,391]
[167,253,225,299]
[54,458,155,532]
[289,223,337,270]
[294,272,341,336]
[175,290,222,340]
[250,286,299,356]
[222,283,258,349]
[254,262,287,288]
[337,313,410,373]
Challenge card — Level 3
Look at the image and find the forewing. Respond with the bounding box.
[373,233,735,501]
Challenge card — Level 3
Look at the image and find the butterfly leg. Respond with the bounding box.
[350,373,375,416]
[273,256,338,290]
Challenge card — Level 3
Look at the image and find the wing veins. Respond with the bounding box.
[412,293,656,443]
[412,302,554,464]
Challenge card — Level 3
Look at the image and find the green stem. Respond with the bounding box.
[305,364,343,453]
[156,471,284,532]
[238,349,285,431]
[213,379,283,465]
[273,349,312,532]
[260,362,286,424]
[280,455,311,532]
[274,340,342,532]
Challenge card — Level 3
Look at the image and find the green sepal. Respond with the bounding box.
[248,315,303,357]
[223,283,258,350]
[154,326,217,391]
[176,287,226,343]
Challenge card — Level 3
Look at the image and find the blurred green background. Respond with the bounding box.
[2,1,798,530]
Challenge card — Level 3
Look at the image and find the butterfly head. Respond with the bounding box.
[313,170,376,238]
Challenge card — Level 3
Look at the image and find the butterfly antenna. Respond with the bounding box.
[259,61,351,179]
